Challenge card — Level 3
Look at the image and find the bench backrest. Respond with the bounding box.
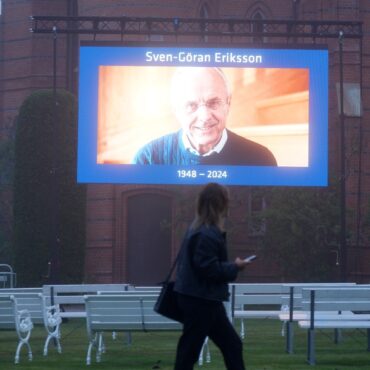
[129,286,162,292]
[85,294,181,332]
[0,292,45,325]
[281,283,357,310]
[0,295,17,329]
[98,290,160,296]
[231,283,284,308]
[0,287,43,294]
[302,287,370,312]
[43,284,130,305]
[231,283,359,313]
[231,283,284,294]
[283,282,356,296]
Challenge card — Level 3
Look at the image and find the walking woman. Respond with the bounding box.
[174,183,250,370]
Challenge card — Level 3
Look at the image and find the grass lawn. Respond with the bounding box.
[1,319,370,369]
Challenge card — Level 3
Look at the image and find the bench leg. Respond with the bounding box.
[98,333,106,354]
[97,333,103,362]
[286,321,294,354]
[15,317,33,364]
[15,340,32,364]
[86,332,98,365]
[126,331,132,345]
[57,337,62,354]
[198,337,210,366]
[44,307,62,355]
[205,337,211,363]
[367,329,370,351]
[198,338,205,366]
[307,329,315,365]
[44,334,62,356]
[281,320,286,336]
[240,319,245,339]
[86,341,93,365]
[44,330,62,356]
[334,328,342,344]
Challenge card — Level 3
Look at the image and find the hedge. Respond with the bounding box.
[13,90,86,286]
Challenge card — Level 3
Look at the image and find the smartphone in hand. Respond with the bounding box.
[244,255,257,262]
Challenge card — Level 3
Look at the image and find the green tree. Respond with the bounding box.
[259,187,341,281]
[13,90,86,286]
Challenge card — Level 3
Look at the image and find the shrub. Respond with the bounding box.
[13,90,86,286]
[259,187,341,281]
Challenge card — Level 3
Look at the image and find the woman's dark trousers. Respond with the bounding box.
[174,294,245,370]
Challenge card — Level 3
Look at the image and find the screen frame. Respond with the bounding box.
[77,42,328,186]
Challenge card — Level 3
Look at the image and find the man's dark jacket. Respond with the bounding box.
[133,129,277,166]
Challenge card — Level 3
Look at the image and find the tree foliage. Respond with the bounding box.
[259,187,341,282]
[0,136,15,264]
[13,90,86,286]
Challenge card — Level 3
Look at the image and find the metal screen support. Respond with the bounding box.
[286,286,294,354]
[338,30,347,282]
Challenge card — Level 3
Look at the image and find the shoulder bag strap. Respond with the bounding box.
[162,230,190,284]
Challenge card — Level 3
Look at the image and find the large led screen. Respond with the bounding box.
[78,44,328,186]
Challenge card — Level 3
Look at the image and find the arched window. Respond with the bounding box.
[200,3,210,41]
[200,3,209,19]
[252,11,265,43]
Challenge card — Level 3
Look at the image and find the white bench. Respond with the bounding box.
[230,283,284,339]
[97,287,211,365]
[43,284,130,318]
[96,290,162,345]
[0,287,42,294]
[129,285,162,292]
[84,294,182,365]
[298,287,370,365]
[0,292,62,356]
[279,282,357,354]
[0,295,33,364]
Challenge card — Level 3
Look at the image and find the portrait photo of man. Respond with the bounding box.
[132,67,277,166]
[96,65,309,168]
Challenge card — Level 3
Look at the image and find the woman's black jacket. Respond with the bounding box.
[174,224,239,302]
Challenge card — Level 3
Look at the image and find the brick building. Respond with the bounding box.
[0,0,369,283]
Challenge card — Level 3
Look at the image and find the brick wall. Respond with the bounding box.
[1,0,370,282]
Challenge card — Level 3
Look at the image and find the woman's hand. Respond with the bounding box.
[234,257,250,270]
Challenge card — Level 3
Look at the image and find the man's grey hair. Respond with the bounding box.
[170,67,232,107]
